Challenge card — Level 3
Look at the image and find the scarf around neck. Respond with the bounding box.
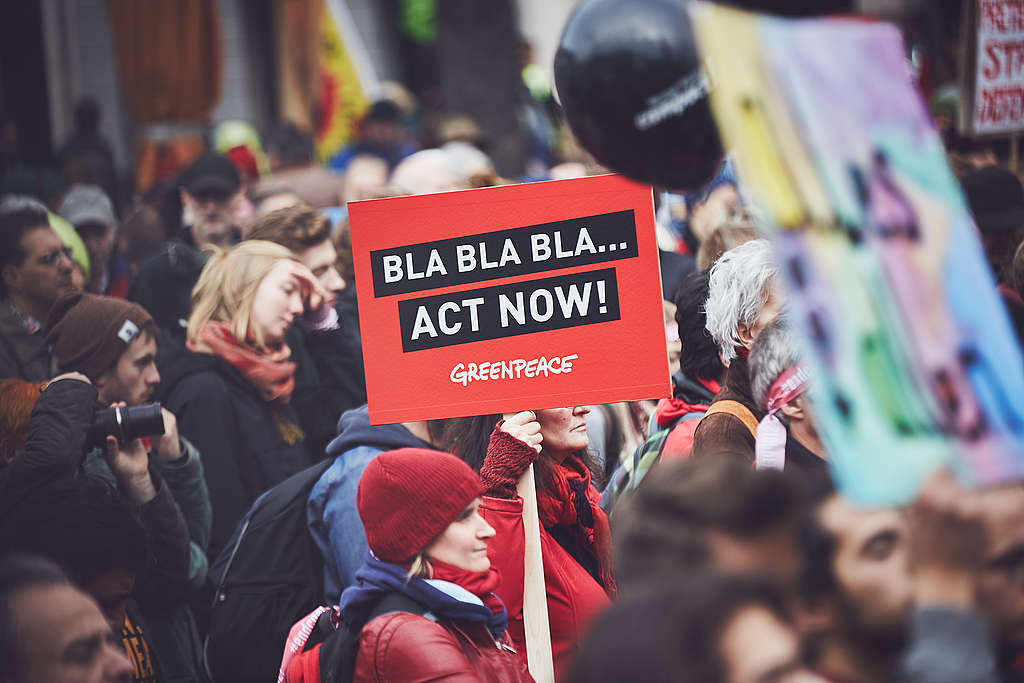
[536,455,617,596]
[755,363,809,471]
[188,321,296,403]
[338,553,508,640]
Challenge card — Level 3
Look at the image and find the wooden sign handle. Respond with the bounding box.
[517,463,555,683]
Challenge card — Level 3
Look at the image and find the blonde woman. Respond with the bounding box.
[161,240,326,558]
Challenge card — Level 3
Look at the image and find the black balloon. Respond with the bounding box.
[554,0,723,192]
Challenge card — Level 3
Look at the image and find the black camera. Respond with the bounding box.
[88,403,165,448]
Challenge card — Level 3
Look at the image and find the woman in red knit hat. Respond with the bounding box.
[282,447,533,683]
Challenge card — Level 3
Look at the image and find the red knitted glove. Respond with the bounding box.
[480,415,542,499]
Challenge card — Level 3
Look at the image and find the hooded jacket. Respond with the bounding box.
[306,405,434,603]
[157,338,314,560]
[126,232,204,344]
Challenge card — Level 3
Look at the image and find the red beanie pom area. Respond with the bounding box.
[357,448,483,564]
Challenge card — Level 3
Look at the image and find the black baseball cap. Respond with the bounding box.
[178,152,241,199]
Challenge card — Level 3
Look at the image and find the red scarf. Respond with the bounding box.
[428,558,506,619]
[188,321,296,404]
[536,456,617,596]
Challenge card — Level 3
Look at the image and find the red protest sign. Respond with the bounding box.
[348,174,670,425]
[971,0,1024,134]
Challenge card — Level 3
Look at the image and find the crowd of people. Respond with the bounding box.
[3,64,1024,683]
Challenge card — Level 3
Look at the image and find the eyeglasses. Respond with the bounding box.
[37,245,73,267]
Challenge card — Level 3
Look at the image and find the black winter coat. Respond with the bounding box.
[127,234,204,344]
[157,342,316,559]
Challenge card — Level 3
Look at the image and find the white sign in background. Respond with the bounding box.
[973,0,1024,134]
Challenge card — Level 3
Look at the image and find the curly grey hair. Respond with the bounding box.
[704,238,779,364]
[749,317,801,410]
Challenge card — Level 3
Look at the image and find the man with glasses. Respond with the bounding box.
[128,153,246,342]
[0,196,76,380]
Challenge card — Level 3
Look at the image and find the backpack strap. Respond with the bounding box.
[368,592,435,623]
[702,400,758,438]
[316,592,433,683]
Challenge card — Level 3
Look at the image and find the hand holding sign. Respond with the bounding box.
[481,418,542,499]
[502,410,543,453]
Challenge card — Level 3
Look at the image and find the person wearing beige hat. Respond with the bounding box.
[59,184,118,295]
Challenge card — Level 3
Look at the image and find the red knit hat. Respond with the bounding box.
[357,448,483,563]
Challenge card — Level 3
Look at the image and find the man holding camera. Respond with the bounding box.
[38,291,212,682]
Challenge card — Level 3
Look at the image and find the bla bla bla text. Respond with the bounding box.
[382,226,621,284]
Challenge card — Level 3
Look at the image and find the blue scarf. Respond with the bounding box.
[337,553,508,640]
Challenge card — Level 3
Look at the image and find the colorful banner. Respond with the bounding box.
[316,0,379,162]
[691,3,1024,505]
[973,0,1024,134]
[348,175,670,425]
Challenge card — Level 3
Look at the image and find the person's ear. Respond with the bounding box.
[736,322,755,349]
[93,369,109,394]
[1,263,19,291]
[779,397,806,421]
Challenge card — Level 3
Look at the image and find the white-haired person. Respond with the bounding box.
[748,317,827,475]
[160,240,326,559]
[692,238,782,461]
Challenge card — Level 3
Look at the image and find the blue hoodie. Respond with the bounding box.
[306,405,433,603]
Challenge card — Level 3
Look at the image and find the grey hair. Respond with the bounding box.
[749,317,801,409]
[704,238,779,364]
[0,195,49,215]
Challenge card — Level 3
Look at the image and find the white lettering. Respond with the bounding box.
[410,306,437,340]
[499,292,526,328]
[383,255,403,283]
[406,252,425,280]
[575,227,597,255]
[556,282,591,318]
[530,289,554,322]
[500,239,521,267]
[457,244,476,272]
[480,242,498,269]
[462,297,484,332]
[531,233,551,262]
[554,231,573,258]
[425,249,448,278]
[437,302,462,335]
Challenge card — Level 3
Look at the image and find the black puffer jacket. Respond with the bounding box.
[157,341,317,559]
[0,377,94,515]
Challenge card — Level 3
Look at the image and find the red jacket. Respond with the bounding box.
[284,612,533,683]
[481,496,611,682]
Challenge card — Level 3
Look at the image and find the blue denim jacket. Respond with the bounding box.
[305,406,431,603]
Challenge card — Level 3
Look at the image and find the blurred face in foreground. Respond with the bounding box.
[974,485,1024,649]
[818,495,912,645]
[720,605,826,683]
[10,583,132,683]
